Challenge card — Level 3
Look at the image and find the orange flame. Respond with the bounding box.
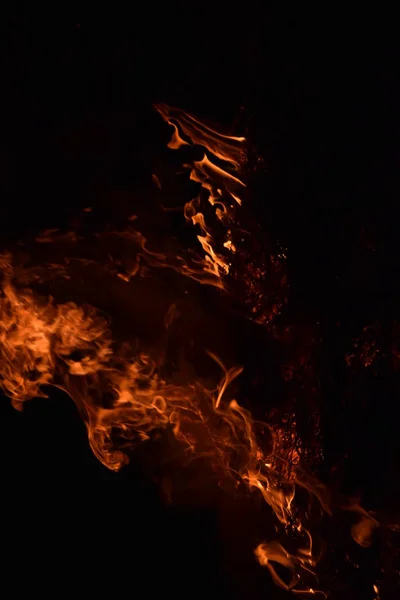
[0,241,329,591]
[154,103,245,284]
[0,255,332,593]
[0,105,383,596]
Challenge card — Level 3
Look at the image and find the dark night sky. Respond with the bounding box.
[1,6,400,599]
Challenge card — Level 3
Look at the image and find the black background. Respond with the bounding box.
[1,6,400,598]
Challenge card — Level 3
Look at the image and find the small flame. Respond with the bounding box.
[155,103,245,283]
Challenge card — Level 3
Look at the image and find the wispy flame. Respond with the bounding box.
[154,103,245,284]
[0,105,384,596]
[0,258,327,590]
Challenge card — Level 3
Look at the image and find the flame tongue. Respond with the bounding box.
[154,103,245,169]
[154,103,246,283]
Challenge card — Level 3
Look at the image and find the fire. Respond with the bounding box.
[154,103,245,284]
[0,259,325,589]
[0,104,385,596]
